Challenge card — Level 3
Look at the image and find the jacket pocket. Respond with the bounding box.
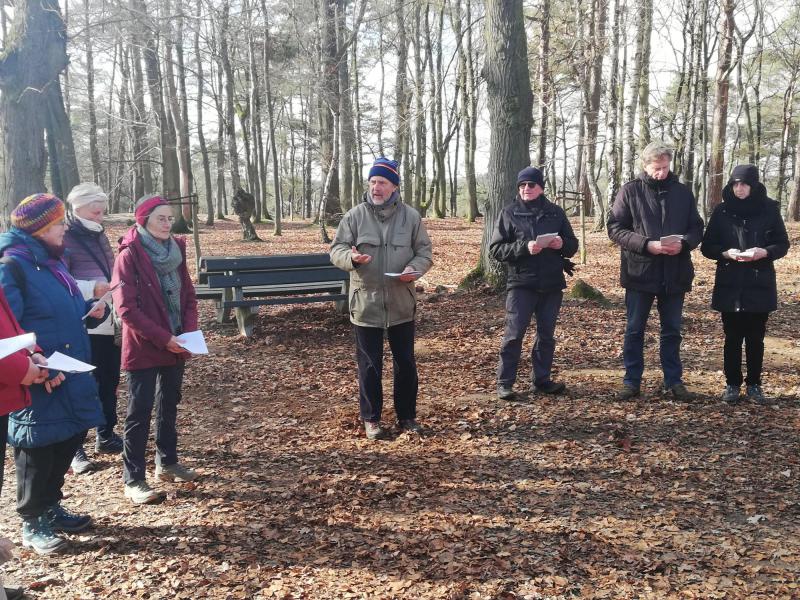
[350,286,382,325]
[623,250,656,285]
[389,230,414,271]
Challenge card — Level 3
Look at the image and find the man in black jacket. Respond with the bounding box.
[607,142,704,401]
[490,167,579,400]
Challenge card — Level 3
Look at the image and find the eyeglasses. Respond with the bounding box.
[519,182,539,189]
[152,215,175,225]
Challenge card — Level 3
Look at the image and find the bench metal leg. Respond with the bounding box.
[235,307,257,337]
[217,288,234,323]
[334,280,349,315]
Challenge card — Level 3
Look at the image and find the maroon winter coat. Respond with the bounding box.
[0,286,32,415]
[112,227,198,371]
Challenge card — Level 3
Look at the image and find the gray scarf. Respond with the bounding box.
[366,189,400,222]
[137,225,184,333]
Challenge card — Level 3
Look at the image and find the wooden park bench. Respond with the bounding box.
[195,253,349,337]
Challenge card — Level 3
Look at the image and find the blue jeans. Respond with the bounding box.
[623,289,684,389]
[497,288,563,387]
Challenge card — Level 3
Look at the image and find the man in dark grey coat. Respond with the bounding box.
[490,166,579,400]
[607,142,704,401]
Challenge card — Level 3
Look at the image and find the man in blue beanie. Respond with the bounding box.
[330,157,433,440]
[490,166,578,401]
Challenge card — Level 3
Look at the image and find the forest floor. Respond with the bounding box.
[1,215,799,599]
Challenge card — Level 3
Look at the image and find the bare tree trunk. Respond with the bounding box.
[195,0,213,225]
[128,40,152,197]
[536,0,551,168]
[478,0,533,288]
[584,0,607,231]
[605,0,622,217]
[623,0,650,179]
[777,74,796,206]
[83,0,101,183]
[708,0,735,212]
[637,0,653,149]
[263,2,282,236]
[789,121,800,221]
[395,2,412,205]
[337,0,355,212]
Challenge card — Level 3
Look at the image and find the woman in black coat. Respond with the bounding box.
[701,165,790,404]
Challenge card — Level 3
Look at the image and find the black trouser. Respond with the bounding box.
[90,334,121,439]
[721,312,768,386]
[354,321,418,423]
[497,288,563,388]
[14,432,86,518]
[123,363,184,484]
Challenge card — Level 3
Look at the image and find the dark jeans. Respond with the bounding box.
[623,289,684,388]
[354,321,418,423]
[721,312,768,386]
[14,432,86,518]
[90,334,121,439]
[123,363,184,484]
[497,288,563,387]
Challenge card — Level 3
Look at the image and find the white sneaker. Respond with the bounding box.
[155,463,199,482]
[124,480,165,505]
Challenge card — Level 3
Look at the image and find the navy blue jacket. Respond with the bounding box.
[701,184,790,313]
[607,172,704,294]
[489,195,579,292]
[0,229,104,448]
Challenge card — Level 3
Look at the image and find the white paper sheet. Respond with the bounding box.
[729,249,755,258]
[176,330,209,355]
[82,281,124,320]
[385,272,422,278]
[0,333,36,361]
[659,234,684,245]
[535,232,559,246]
[46,351,96,373]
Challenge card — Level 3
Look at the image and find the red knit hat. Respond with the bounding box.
[134,194,169,226]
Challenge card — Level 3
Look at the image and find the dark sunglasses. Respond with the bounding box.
[518,182,539,189]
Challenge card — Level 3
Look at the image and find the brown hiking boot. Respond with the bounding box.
[664,383,693,402]
[615,384,641,401]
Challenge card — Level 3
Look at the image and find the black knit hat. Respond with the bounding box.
[728,164,759,187]
[517,167,544,189]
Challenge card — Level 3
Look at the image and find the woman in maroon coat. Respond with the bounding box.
[112,195,198,505]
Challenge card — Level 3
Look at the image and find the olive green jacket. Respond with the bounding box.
[330,200,433,328]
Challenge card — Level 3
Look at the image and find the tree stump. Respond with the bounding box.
[232,187,262,241]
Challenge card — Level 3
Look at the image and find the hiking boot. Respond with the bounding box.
[4,587,24,600]
[496,385,517,401]
[533,380,566,395]
[397,419,423,434]
[21,515,68,555]
[615,384,641,401]
[124,480,166,505]
[722,384,741,404]
[156,463,199,483]
[664,382,693,402]
[70,447,96,474]
[45,503,92,533]
[95,432,124,454]
[746,384,767,404]
[364,421,389,440]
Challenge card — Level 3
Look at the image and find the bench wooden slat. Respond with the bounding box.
[195,281,343,300]
[223,294,347,309]
[207,267,346,288]
[200,253,335,272]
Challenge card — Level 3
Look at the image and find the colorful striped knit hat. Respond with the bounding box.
[368,157,400,186]
[11,193,66,236]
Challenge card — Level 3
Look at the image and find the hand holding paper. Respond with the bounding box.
[176,330,209,355]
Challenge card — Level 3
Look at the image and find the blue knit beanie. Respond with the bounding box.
[517,166,545,188]
[368,157,400,186]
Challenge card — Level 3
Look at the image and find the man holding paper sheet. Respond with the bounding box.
[0,193,106,556]
[607,142,704,401]
[113,194,199,504]
[490,166,579,400]
[330,157,433,440]
[701,164,790,404]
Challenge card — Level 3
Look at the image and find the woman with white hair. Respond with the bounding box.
[63,183,123,473]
